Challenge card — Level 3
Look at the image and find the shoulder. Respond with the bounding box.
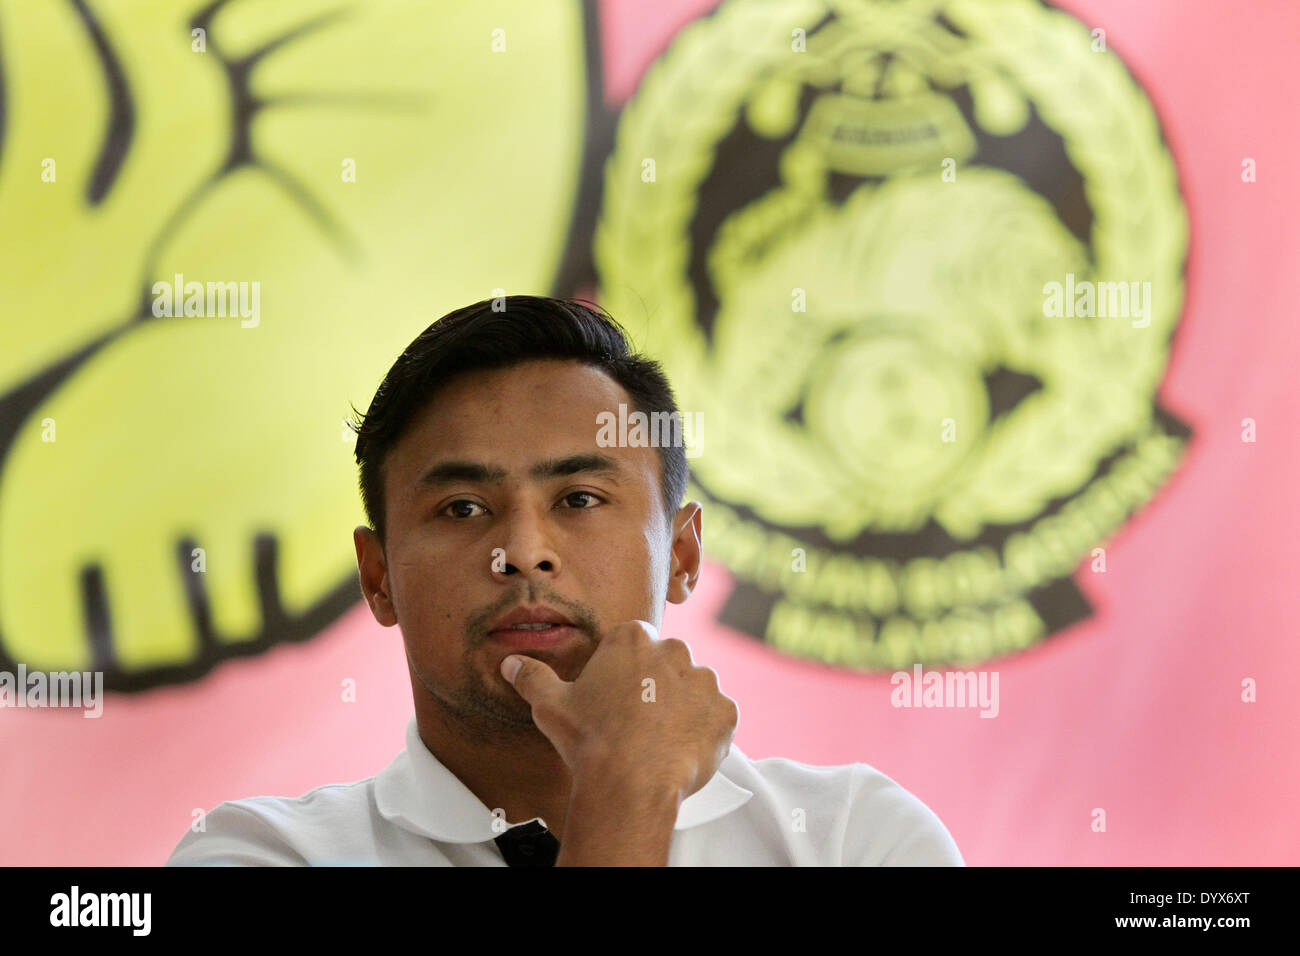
[164,778,378,867]
[840,761,964,865]
[722,747,964,866]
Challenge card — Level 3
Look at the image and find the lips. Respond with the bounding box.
[487,604,577,635]
[485,605,583,652]
[489,623,581,650]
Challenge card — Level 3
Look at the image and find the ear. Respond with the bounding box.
[354,526,398,627]
[666,501,703,605]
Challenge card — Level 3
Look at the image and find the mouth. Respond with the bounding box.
[485,603,580,649]
[487,623,582,649]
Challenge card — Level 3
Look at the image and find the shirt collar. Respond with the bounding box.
[375,714,753,844]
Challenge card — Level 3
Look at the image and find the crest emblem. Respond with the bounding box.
[596,0,1190,669]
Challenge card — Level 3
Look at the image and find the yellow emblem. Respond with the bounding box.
[596,0,1190,669]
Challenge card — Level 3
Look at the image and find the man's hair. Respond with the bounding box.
[349,295,689,546]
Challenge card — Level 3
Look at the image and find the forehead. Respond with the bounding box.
[388,359,660,489]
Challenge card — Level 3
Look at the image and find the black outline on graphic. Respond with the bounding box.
[0,0,482,694]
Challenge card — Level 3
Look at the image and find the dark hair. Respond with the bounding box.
[349,295,689,546]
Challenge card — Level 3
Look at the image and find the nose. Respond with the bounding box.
[491,504,561,582]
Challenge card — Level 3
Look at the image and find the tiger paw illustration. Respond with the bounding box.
[0,0,593,689]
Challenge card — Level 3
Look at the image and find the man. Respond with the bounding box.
[166,295,963,866]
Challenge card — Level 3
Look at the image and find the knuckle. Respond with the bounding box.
[610,620,655,643]
[662,636,692,660]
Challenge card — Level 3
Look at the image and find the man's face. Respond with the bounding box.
[355,359,698,735]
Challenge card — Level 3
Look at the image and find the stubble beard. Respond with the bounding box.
[407,648,545,742]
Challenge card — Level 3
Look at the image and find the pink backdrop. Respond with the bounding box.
[3,0,1298,866]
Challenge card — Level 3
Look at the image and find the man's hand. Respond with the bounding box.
[500,620,739,865]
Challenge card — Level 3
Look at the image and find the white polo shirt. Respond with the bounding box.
[165,715,963,866]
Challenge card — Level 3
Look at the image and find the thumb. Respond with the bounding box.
[500,654,564,704]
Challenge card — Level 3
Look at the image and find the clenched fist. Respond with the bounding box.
[500,620,738,863]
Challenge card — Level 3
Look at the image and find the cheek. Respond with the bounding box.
[586,539,661,602]
[389,552,466,645]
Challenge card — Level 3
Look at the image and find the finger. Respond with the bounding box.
[500,654,565,705]
[604,619,659,643]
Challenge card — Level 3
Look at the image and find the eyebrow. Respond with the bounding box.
[416,453,626,490]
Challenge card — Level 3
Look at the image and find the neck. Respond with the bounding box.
[412,695,575,841]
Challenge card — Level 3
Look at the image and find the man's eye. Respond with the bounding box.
[443,500,485,518]
[562,491,603,509]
